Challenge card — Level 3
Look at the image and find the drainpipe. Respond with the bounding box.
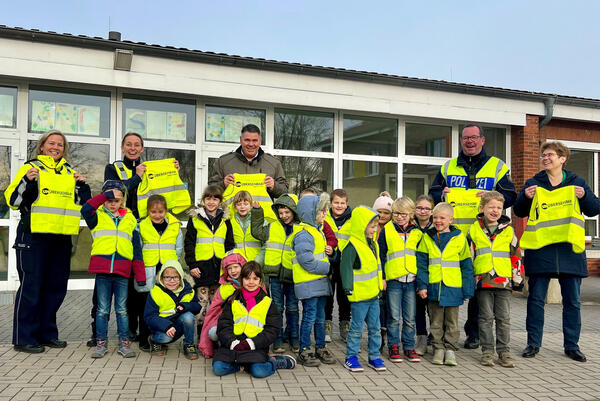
[539,97,556,128]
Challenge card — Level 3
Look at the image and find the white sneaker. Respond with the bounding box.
[415,335,428,356]
[444,350,457,366]
[432,348,444,365]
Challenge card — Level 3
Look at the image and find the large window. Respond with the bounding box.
[459,124,506,161]
[280,156,333,194]
[569,150,597,237]
[343,115,397,157]
[123,95,195,143]
[206,105,265,143]
[405,123,451,157]
[144,147,196,205]
[29,86,110,137]
[275,108,333,152]
[402,164,441,202]
[0,86,17,128]
[343,160,396,206]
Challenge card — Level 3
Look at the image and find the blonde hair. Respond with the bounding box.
[479,191,505,208]
[541,141,571,165]
[34,130,69,160]
[433,202,454,217]
[392,196,416,214]
[232,190,252,205]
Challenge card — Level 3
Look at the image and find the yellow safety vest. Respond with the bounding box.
[383,222,422,279]
[223,173,277,223]
[231,216,262,261]
[263,221,303,276]
[139,213,180,266]
[137,158,191,218]
[469,221,513,277]
[150,285,195,317]
[232,297,272,338]
[192,217,227,261]
[520,186,586,253]
[280,224,303,283]
[28,156,81,235]
[420,233,468,288]
[219,283,236,300]
[324,211,351,251]
[445,188,481,234]
[291,223,329,284]
[90,206,138,260]
[113,161,133,180]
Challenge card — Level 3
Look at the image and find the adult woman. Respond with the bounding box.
[514,141,600,362]
[5,130,91,353]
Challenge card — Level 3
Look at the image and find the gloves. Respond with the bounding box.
[233,340,251,351]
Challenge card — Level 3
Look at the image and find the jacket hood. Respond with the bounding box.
[297,193,330,227]
[425,224,462,239]
[34,154,69,170]
[187,204,229,220]
[349,206,378,244]
[272,194,299,223]
[329,204,353,224]
[157,260,186,292]
[235,145,264,162]
[219,253,245,285]
[475,212,511,231]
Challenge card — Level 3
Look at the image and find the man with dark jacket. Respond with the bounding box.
[429,124,516,349]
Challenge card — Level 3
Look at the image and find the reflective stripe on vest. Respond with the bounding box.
[442,156,508,192]
[231,217,261,261]
[113,161,132,180]
[520,186,586,253]
[469,221,513,277]
[29,157,81,235]
[137,158,191,218]
[150,285,195,317]
[222,173,277,223]
[90,206,137,260]
[383,222,422,279]
[291,224,329,284]
[324,211,351,251]
[192,217,227,261]
[263,221,286,275]
[232,297,272,338]
[139,213,180,266]
[421,234,467,288]
[348,236,383,302]
[445,188,481,234]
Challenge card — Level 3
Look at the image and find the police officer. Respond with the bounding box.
[6,130,91,353]
[429,124,516,349]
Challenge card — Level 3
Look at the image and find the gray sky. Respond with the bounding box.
[4,1,599,99]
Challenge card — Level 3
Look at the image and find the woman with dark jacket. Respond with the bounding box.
[514,141,600,363]
[213,262,296,378]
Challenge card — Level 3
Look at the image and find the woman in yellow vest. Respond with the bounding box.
[5,130,91,354]
[514,141,600,363]
[213,262,296,377]
[136,194,183,351]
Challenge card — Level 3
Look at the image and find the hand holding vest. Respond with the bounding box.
[223,173,277,223]
[137,158,191,218]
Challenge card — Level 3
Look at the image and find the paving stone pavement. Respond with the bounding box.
[0,278,599,400]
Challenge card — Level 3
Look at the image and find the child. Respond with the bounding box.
[341,206,386,372]
[81,180,146,358]
[145,260,201,359]
[230,191,263,263]
[413,194,434,355]
[293,194,335,367]
[251,194,302,353]
[212,262,296,378]
[185,185,234,331]
[378,197,422,363]
[416,202,474,366]
[199,253,245,358]
[137,194,183,351]
[323,189,352,342]
[467,191,523,368]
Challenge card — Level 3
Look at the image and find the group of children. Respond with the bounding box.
[83,178,523,377]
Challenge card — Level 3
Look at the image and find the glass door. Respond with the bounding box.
[0,140,21,289]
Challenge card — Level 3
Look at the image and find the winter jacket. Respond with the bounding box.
[429,149,517,208]
[213,288,280,365]
[104,158,143,219]
[513,170,600,277]
[292,195,332,300]
[184,207,234,287]
[208,146,288,199]
[416,227,474,307]
[327,206,352,266]
[413,216,434,232]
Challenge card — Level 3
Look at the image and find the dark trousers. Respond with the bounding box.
[415,294,428,336]
[324,263,351,322]
[13,231,71,345]
[126,275,150,346]
[463,296,479,340]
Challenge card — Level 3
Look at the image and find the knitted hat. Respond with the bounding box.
[221,253,246,270]
[102,180,127,195]
[373,195,393,212]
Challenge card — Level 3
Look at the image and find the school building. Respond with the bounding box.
[0,25,599,290]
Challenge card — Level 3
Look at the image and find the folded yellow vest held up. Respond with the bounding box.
[445,188,481,234]
[137,158,191,218]
[222,173,277,223]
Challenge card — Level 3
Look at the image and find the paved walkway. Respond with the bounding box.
[1,278,600,400]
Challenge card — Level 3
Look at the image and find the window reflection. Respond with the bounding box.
[343,160,396,206]
[344,115,397,157]
[275,109,333,152]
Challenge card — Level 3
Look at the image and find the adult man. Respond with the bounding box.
[429,124,516,349]
[209,124,288,199]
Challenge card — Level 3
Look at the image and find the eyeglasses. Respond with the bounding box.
[416,207,432,212]
[162,276,180,281]
[461,135,481,142]
[540,152,557,159]
[392,212,409,217]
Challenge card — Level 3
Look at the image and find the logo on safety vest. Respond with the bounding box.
[449,201,478,207]
[148,171,177,180]
[541,199,572,210]
[234,181,260,187]
[41,188,73,197]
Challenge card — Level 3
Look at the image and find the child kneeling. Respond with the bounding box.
[213,262,296,378]
[145,260,201,360]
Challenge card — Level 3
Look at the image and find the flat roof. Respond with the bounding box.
[1,25,599,109]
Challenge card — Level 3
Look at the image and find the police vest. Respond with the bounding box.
[291,224,329,284]
[90,206,138,260]
[113,161,133,180]
[348,237,383,302]
[231,217,262,261]
[192,217,227,261]
[263,221,302,277]
[324,211,351,251]
[223,173,277,223]
[150,285,195,317]
[139,213,180,266]
[520,186,586,253]
[232,297,272,338]
[383,222,422,279]
[420,233,467,288]
[219,283,236,300]
[29,156,81,235]
[469,222,513,277]
[445,188,481,234]
[137,158,191,218]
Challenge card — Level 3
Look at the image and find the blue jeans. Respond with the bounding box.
[213,359,276,378]
[270,277,299,344]
[386,280,416,350]
[150,312,196,345]
[95,275,129,341]
[299,296,326,351]
[346,299,381,360]
[526,275,582,350]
